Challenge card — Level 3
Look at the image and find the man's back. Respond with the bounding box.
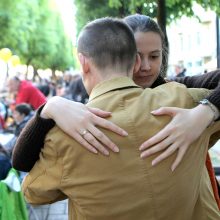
[22,78,220,220]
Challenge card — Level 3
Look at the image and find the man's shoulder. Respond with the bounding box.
[153,82,210,102]
[156,81,186,90]
[139,82,197,109]
[45,125,68,142]
[142,81,189,98]
[45,125,78,151]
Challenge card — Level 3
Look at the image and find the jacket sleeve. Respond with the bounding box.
[173,69,220,110]
[22,132,67,205]
[12,104,55,172]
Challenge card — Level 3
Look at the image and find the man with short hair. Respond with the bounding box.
[7,77,46,110]
[22,18,220,220]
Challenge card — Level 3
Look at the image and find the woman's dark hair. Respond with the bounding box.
[124,14,168,76]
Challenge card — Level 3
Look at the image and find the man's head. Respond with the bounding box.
[77,17,139,94]
[7,76,20,94]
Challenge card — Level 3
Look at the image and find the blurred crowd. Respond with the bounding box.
[0,71,88,180]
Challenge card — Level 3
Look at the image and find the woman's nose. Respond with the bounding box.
[141,58,151,71]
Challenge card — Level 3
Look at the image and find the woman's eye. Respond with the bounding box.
[151,55,159,59]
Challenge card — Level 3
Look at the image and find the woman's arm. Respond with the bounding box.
[12,105,55,172]
[173,69,220,89]
[12,96,128,172]
[140,70,220,170]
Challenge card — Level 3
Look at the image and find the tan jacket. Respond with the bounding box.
[22,77,220,220]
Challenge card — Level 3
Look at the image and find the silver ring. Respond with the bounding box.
[80,129,88,137]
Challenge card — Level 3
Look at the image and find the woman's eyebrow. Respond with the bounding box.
[151,50,161,53]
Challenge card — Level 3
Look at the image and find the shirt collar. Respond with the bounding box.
[89,76,141,101]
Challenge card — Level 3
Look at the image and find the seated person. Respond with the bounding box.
[12,103,34,136]
[5,104,33,155]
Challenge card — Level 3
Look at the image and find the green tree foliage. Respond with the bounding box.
[0,0,37,56]
[108,0,220,27]
[74,0,220,39]
[0,0,75,76]
[74,0,220,75]
[74,0,122,35]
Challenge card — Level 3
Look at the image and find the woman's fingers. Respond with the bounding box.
[140,137,188,171]
[139,106,179,151]
[88,125,119,153]
[82,131,110,156]
[76,113,127,155]
[140,135,171,158]
[88,107,112,118]
[74,131,111,156]
[73,133,98,154]
[139,127,169,151]
[151,143,178,166]
[93,115,128,136]
[171,147,187,171]
[151,107,178,117]
[76,122,121,155]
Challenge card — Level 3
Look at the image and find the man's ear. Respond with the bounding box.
[78,53,90,74]
[133,53,141,74]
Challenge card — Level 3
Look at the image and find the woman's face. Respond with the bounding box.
[133,31,162,88]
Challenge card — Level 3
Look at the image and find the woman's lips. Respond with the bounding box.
[137,75,153,79]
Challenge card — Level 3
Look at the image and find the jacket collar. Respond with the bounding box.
[89,76,141,101]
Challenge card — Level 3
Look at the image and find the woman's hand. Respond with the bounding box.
[41,96,128,155]
[139,104,215,171]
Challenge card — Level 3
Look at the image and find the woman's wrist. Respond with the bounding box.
[40,96,61,119]
[197,102,219,127]
[199,99,220,122]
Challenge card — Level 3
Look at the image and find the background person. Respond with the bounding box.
[7,76,46,110]
[11,103,34,137]
[5,103,33,156]
[68,76,89,104]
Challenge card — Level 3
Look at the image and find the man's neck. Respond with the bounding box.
[97,68,131,82]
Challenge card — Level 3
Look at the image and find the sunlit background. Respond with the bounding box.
[54,0,76,44]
